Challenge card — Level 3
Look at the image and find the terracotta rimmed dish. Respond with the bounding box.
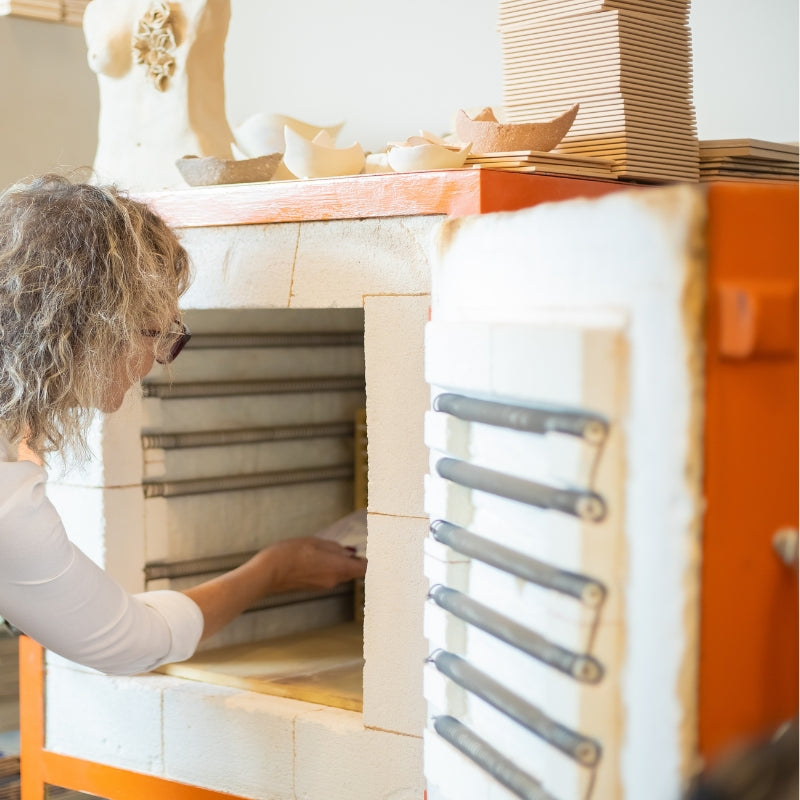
[175,153,282,186]
[454,104,580,153]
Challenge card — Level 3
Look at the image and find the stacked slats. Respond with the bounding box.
[499,0,699,182]
[0,0,60,21]
[699,139,799,183]
[0,0,88,25]
[465,149,617,180]
[62,0,88,26]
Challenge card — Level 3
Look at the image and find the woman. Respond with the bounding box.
[0,174,366,675]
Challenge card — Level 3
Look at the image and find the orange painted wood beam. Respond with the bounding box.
[140,169,623,229]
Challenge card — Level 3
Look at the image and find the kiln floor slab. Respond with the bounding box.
[158,622,364,711]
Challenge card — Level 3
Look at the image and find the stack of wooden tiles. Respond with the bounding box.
[498,0,699,182]
[62,0,89,26]
[699,139,799,183]
[465,149,617,180]
[0,0,88,24]
[0,0,60,21]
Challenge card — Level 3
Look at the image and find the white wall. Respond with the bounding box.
[0,1,797,188]
[689,0,799,141]
[0,16,98,188]
[223,0,503,153]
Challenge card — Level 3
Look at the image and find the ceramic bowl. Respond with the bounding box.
[282,128,365,179]
[175,153,282,186]
[387,140,471,172]
[364,152,393,174]
[454,104,580,153]
[234,112,345,157]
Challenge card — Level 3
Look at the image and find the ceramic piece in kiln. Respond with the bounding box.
[175,153,282,186]
[282,128,366,179]
[234,112,345,157]
[454,104,580,154]
[387,139,471,173]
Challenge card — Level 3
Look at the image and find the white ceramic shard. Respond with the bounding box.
[282,127,366,179]
[175,153,282,185]
[418,129,454,147]
[454,104,580,154]
[364,152,393,174]
[387,140,471,173]
[233,112,345,157]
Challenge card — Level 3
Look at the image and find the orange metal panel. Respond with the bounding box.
[700,182,799,761]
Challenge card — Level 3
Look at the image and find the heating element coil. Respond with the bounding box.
[428,391,611,798]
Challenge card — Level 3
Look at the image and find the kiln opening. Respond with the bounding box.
[141,307,367,711]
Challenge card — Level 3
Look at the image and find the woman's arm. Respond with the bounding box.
[183,537,367,641]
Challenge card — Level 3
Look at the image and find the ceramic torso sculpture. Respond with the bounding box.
[84,0,234,190]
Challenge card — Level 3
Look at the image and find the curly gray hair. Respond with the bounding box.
[0,174,191,459]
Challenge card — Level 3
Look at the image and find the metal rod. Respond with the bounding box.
[428,585,603,684]
[435,458,607,523]
[432,716,557,800]
[141,422,355,451]
[144,554,354,608]
[429,520,606,607]
[245,583,354,614]
[145,551,258,580]
[141,376,365,399]
[434,393,608,445]
[431,650,602,767]
[143,464,353,498]
[186,331,363,349]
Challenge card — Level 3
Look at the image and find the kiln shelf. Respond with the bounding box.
[158,622,364,711]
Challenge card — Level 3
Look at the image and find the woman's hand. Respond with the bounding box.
[251,536,367,594]
[184,537,367,641]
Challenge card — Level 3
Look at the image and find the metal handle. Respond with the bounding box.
[428,585,603,684]
[434,392,608,444]
[773,527,799,568]
[429,520,606,607]
[436,458,607,523]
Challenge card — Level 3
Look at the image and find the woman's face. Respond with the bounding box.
[99,334,157,414]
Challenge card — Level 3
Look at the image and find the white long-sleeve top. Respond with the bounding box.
[0,436,204,675]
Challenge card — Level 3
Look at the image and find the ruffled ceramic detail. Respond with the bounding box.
[132,1,177,92]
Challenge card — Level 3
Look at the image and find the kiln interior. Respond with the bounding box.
[140,307,367,708]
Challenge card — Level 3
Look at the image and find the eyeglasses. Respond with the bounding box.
[141,319,192,364]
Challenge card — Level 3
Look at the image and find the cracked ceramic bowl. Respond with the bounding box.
[175,153,282,186]
[387,140,472,173]
[454,104,580,153]
[234,112,345,158]
[282,128,365,179]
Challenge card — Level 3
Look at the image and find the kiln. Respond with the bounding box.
[17,171,797,800]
